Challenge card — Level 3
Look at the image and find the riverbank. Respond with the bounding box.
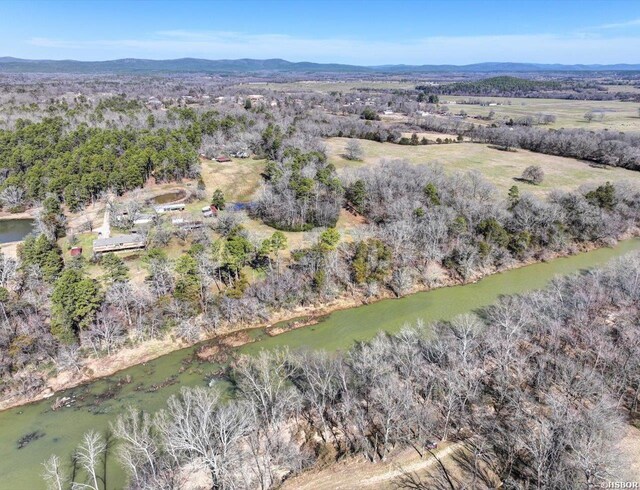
[0,234,637,412]
[0,210,36,220]
[0,239,21,259]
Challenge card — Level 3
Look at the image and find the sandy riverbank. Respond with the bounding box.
[0,210,36,220]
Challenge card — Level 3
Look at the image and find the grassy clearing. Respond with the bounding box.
[604,84,640,95]
[326,137,640,195]
[196,155,363,251]
[198,156,266,203]
[444,95,640,132]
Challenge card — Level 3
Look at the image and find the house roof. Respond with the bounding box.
[94,234,144,247]
[154,203,185,212]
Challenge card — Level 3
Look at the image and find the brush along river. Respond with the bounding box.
[2,238,640,489]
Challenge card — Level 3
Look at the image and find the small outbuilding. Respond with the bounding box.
[215,155,232,163]
[70,247,83,257]
[133,214,154,225]
[202,204,218,218]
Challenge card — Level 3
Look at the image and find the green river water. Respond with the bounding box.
[2,238,640,489]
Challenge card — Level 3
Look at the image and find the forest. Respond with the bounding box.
[43,253,640,489]
[419,76,565,97]
[3,156,639,404]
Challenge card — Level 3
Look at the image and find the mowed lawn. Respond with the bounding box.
[444,95,640,132]
[325,137,640,196]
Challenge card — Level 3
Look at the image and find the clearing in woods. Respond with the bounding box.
[325,137,640,195]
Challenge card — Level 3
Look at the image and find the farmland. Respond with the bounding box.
[325,137,640,194]
[444,95,640,131]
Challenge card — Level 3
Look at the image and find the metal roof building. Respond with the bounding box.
[93,234,145,254]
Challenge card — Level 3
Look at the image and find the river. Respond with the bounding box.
[2,239,640,489]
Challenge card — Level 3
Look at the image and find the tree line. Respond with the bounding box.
[419,114,640,170]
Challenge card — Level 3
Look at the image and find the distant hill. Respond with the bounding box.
[0,57,639,74]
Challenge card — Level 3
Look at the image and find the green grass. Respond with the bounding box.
[61,232,96,258]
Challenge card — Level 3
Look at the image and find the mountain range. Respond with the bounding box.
[0,57,639,74]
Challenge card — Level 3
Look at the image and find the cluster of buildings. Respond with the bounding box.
[91,201,220,255]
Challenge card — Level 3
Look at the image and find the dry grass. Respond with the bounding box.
[198,156,266,203]
[325,137,640,196]
[444,95,640,132]
[400,130,463,141]
[616,426,640,482]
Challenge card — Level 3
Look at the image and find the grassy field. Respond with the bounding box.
[325,137,640,195]
[444,95,640,132]
[198,156,266,203]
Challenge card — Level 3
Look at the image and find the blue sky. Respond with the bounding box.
[1,0,640,64]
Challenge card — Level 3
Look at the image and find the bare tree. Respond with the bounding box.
[42,455,69,490]
[521,165,545,185]
[157,386,253,488]
[74,430,106,490]
[345,139,364,161]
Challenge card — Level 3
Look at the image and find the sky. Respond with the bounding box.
[1,0,640,65]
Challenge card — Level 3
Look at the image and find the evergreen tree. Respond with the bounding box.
[268,231,287,273]
[100,253,129,283]
[51,268,103,343]
[41,196,66,238]
[19,234,64,282]
[352,239,392,285]
[508,185,520,209]
[346,179,367,213]
[174,254,201,308]
[211,189,226,210]
[318,228,340,252]
[423,183,441,206]
[586,181,616,210]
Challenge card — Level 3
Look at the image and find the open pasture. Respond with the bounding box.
[325,137,640,195]
[444,95,640,132]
